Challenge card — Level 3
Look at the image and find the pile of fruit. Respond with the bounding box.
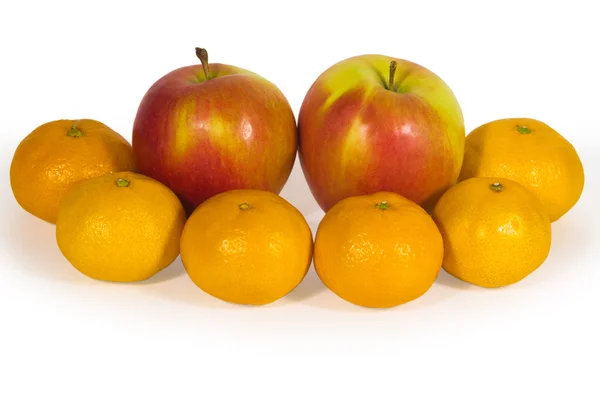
[9,48,585,308]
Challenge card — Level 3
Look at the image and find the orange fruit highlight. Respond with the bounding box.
[10,119,135,224]
[56,172,186,282]
[314,192,443,308]
[459,118,584,222]
[432,177,551,288]
[180,190,313,305]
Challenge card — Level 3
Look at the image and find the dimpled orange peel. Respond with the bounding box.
[460,118,584,222]
[314,192,444,308]
[433,177,552,288]
[56,171,186,282]
[180,189,313,305]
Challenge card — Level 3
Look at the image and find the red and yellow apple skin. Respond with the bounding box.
[299,54,465,212]
[132,63,297,212]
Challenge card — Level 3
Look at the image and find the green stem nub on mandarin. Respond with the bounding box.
[388,61,397,91]
[67,125,83,137]
[375,201,390,210]
[116,178,130,188]
[489,182,504,192]
[516,125,532,134]
[195,47,211,81]
[239,203,251,211]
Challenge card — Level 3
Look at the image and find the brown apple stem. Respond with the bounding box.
[388,61,397,90]
[195,47,211,80]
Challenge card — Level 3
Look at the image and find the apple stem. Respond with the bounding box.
[195,47,211,80]
[388,61,397,90]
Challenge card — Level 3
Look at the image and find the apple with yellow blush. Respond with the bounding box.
[298,54,465,212]
[132,48,297,212]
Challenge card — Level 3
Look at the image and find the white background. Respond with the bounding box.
[1,0,598,398]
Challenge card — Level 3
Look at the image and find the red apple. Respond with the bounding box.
[132,48,297,212]
[299,54,465,212]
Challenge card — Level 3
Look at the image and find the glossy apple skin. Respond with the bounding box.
[132,63,297,212]
[299,54,465,212]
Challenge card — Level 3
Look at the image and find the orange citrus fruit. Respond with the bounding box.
[10,119,135,224]
[432,177,551,288]
[459,118,584,222]
[180,190,313,305]
[56,171,186,282]
[314,192,443,308]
